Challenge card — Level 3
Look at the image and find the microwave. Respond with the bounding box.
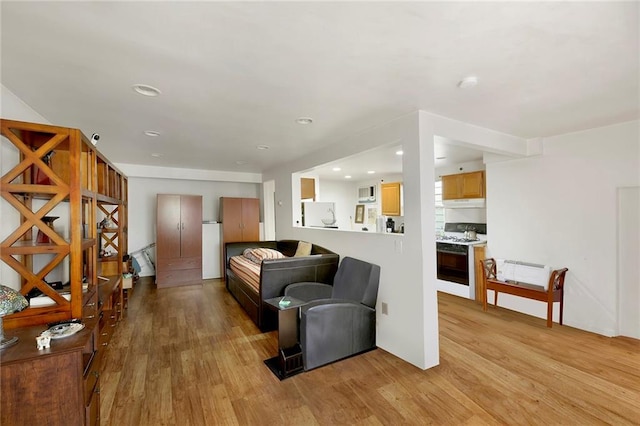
[358,185,376,203]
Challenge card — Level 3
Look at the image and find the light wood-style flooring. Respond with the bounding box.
[100,277,640,425]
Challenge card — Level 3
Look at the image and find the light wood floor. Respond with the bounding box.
[100,277,640,425]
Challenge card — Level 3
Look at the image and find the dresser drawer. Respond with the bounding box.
[159,256,202,271]
[84,365,99,406]
[156,268,202,286]
[99,314,115,348]
[82,322,100,406]
[83,289,98,321]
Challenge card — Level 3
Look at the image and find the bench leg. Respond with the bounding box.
[494,291,498,307]
[559,293,564,325]
[546,300,553,328]
[483,289,488,311]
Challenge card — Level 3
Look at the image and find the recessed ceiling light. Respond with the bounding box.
[256,144,270,150]
[367,170,375,174]
[344,175,352,179]
[151,153,162,157]
[457,76,478,89]
[295,117,313,125]
[235,160,247,165]
[144,130,161,137]
[132,84,162,97]
[396,150,404,156]
[332,167,341,172]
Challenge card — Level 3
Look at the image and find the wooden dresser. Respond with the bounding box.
[0,318,101,426]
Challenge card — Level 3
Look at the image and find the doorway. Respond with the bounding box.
[263,180,276,240]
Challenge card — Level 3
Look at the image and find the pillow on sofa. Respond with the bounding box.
[243,248,286,263]
[294,241,312,257]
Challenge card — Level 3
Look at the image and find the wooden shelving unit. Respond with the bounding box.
[0,119,127,329]
[1,119,128,425]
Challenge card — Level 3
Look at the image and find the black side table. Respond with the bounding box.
[263,296,306,379]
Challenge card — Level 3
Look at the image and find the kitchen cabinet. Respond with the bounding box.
[301,178,315,200]
[220,197,260,277]
[442,171,484,200]
[381,182,402,216]
[156,194,203,288]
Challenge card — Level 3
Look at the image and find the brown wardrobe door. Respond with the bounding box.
[222,197,244,242]
[180,195,203,258]
[242,198,260,240]
[157,194,181,259]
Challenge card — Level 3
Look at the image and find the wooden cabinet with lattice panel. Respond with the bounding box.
[0,119,127,329]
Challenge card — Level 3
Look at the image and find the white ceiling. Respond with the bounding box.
[2,2,638,174]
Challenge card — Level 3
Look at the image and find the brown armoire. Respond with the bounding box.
[156,194,203,288]
[220,197,260,276]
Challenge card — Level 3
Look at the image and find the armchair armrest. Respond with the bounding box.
[259,254,339,299]
[284,282,333,302]
[299,300,376,370]
[301,299,375,318]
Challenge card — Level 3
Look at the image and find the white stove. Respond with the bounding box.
[436,223,487,300]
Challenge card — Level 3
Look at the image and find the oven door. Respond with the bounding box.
[436,243,469,285]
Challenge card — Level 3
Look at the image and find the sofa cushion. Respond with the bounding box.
[294,241,313,257]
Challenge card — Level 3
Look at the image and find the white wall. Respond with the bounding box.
[1,85,52,289]
[445,208,486,224]
[265,112,439,369]
[126,176,261,266]
[617,187,639,338]
[316,180,356,230]
[486,120,640,336]
[264,110,529,370]
[435,159,484,179]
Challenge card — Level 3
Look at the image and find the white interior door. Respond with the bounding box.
[263,180,276,240]
[617,186,640,338]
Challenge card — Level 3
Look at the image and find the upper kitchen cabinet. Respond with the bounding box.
[442,171,485,200]
[381,182,402,216]
[300,178,316,201]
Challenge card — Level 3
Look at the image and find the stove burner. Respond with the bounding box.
[437,235,480,243]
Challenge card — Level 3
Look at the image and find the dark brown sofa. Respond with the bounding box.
[225,240,339,331]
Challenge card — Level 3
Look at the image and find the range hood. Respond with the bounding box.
[443,198,486,209]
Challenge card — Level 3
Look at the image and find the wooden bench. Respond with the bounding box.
[480,258,568,328]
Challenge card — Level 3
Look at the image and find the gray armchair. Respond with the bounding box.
[284,257,381,371]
